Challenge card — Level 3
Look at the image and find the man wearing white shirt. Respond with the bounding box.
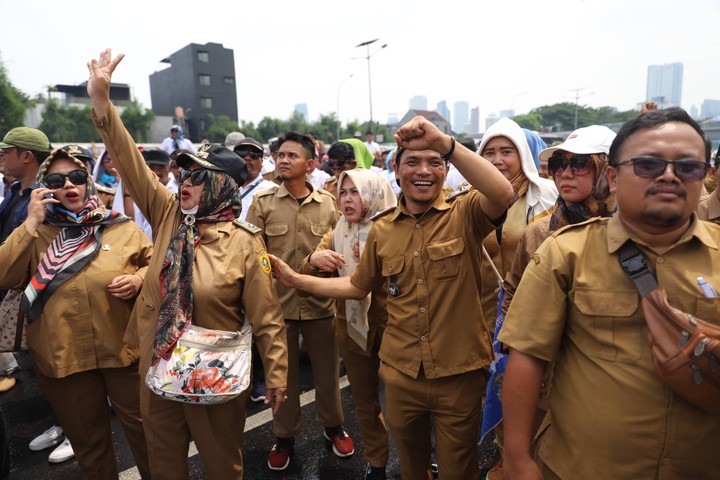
[364,130,382,158]
[159,125,195,154]
[234,138,277,221]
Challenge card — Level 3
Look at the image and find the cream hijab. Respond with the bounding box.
[333,169,397,350]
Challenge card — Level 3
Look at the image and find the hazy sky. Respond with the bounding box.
[2,0,719,131]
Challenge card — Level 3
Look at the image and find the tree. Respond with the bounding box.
[0,54,30,135]
[257,116,286,142]
[120,100,155,143]
[204,114,241,143]
[39,99,99,142]
[512,112,542,131]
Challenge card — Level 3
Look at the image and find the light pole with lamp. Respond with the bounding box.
[336,74,353,140]
[354,39,387,130]
[568,87,594,129]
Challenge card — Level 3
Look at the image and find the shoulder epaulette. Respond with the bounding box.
[95,184,116,195]
[551,217,607,237]
[255,186,278,198]
[445,186,472,202]
[233,219,262,234]
[369,206,396,221]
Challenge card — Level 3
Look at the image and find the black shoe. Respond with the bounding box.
[365,464,386,480]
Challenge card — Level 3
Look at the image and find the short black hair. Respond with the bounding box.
[459,137,477,152]
[269,139,279,153]
[365,130,374,136]
[327,141,355,162]
[278,131,315,159]
[16,147,49,165]
[609,107,711,166]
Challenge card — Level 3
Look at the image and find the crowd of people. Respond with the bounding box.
[0,48,718,480]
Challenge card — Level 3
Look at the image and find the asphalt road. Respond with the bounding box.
[1,351,499,479]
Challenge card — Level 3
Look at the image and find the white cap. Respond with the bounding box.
[224,131,245,148]
[539,125,616,161]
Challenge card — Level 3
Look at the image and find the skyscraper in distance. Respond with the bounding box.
[409,95,428,110]
[437,100,450,121]
[646,62,683,108]
[453,101,469,133]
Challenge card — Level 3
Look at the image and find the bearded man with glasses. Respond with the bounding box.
[500,108,720,480]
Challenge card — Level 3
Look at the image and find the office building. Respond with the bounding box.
[409,95,428,110]
[150,42,237,141]
[453,101,469,133]
[646,62,683,108]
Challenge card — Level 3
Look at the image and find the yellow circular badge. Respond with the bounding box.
[260,253,271,273]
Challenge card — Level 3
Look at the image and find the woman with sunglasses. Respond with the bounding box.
[0,148,153,479]
[87,49,288,480]
[495,125,616,448]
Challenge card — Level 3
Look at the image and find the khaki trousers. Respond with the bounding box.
[36,364,150,480]
[380,363,484,480]
[339,329,388,467]
[273,317,343,438]
[140,383,251,480]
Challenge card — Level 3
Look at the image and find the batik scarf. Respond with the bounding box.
[152,171,242,365]
[549,153,616,231]
[333,169,397,350]
[508,170,530,209]
[22,155,128,322]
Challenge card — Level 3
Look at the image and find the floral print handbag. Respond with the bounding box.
[146,322,252,404]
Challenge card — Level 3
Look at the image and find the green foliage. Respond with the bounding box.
[514,102,639,132]
[204,114,242,143]
[39,99,99,142]
[0,55,30,135]
[120,100,155,143]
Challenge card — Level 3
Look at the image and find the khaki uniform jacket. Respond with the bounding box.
[696,191,720,225]
[92,105,288,389]
[500,215,720,479]
[351,189,498,379]
[246,183,338,320]
[0,220,152,378]
[300,229,388,357]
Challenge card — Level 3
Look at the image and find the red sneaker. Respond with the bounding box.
[323,426,355,458]
[267,437,294,471]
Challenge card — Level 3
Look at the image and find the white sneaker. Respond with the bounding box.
[48,438,74,463]
[29,425,63,451]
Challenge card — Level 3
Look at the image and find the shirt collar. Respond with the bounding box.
[387,191,450,222]
[276,181,324,203]
[607,213,718,254]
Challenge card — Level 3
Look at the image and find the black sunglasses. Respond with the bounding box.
[235,150,262,160]
[179,168,208,185]
[547,154,594,177]
[44,169,89,189]
[615,157,709,182]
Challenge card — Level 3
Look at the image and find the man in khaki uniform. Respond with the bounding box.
[501,108,720,480]
[269,117,513,479]
[245,131,351,471]
[696,149,720,224]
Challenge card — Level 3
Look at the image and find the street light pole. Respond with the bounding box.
[569,87,594,129]
[355,39,387,129]
[336,74,353,140]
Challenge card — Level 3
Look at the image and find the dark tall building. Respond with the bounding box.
[149,42,237,141]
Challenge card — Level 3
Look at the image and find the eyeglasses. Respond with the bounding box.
[615,157,709,182]
[235,150,262,160]
[44,169,89,189]
[547,154,594,177]
[179,168,208,185]
[102,156,113,164]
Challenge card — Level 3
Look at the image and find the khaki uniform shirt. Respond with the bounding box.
[0,220,152,378]
[480,196,529,331]
[246,183,338,320]
[92,105,288,389]
[696,191,720,225]
[300,229,388,357]
[351,189,498,379]
[95,184,116,207]
[500,215,720,479]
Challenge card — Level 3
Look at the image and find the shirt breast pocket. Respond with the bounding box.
[573,288,642,363]
[265,224,288,251]
[426,236,465,282]
[311,224,332,238]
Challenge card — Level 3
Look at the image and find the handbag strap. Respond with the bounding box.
[481,245,504,289]
[617,240,659,297]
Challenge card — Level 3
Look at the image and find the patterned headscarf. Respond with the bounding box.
[152,170,242,365]
[333,169,397,350]
[21,150,128,321]
[549,153,616,231]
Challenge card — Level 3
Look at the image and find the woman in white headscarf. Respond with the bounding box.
[478,118,557,333]
[299,168,396,479]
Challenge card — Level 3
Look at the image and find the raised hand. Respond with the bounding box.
[393,116,452,155]
[86,48,125,116]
